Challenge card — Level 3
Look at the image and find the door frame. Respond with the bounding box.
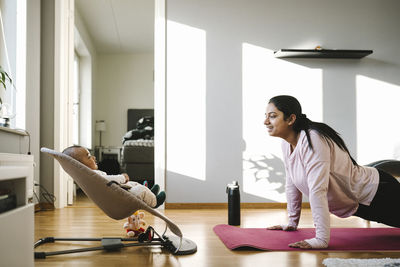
[154,0,166,203]
[53,0,75,208]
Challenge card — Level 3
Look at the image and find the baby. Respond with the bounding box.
[62,145,165,208]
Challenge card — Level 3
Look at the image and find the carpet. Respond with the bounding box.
[323,257,400,267]
[213,224,400,251]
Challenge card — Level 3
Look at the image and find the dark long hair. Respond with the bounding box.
[269,95,358,166]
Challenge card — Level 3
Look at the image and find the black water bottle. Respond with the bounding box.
[226,181,240,226]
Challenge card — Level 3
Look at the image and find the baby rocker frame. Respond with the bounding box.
[35,148,197,258]
[34,225,195,258]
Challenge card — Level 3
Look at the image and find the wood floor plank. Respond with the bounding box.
[34,192,400,267]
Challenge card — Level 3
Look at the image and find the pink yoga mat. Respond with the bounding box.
[213,224,400,251]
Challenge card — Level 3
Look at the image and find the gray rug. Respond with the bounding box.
[323,258,400,267]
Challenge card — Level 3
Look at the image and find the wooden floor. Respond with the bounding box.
[34,192,400,267]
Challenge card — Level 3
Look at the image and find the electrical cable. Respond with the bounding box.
[34,183,56,211]
[33,190,40,203]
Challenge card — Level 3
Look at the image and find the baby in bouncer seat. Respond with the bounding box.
[63,145,165,208]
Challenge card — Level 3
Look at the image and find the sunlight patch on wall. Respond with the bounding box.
[166,21,206,181]
[356,75,400,164]
[242,43,323,201]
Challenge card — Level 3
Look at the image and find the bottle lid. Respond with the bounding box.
[227,181,239,189]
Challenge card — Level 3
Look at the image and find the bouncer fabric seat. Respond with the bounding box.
[41,147,181,237]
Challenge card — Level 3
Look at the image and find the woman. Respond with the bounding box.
[265,95,400,249]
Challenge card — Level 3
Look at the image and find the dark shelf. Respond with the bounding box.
[274,49,373,59]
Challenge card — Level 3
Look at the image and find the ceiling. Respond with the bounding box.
[75,0,154,54]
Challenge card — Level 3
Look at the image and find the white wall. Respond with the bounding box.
[95,53,154,147]
[165,0,400,203]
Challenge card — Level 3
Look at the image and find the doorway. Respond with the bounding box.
[67,0,165,205]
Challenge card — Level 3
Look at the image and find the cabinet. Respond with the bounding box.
[0,153,34,267]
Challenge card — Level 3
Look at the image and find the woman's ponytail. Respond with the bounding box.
[269,95,358,166]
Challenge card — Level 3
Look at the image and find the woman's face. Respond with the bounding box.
[264,103,292,138]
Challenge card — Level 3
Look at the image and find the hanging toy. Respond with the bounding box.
[123,211,147,237]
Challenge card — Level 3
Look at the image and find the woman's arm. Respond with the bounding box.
[268,174,302,231]
[285,167,303,229]
[305,161,330,248]
[277,141,302,230]
[302,133,332,248]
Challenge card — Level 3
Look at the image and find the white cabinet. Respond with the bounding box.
[0,153,34,267]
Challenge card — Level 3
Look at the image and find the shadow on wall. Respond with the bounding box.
[165,169,282,203]
[243,154,286,194]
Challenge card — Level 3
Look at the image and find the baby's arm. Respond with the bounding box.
[94,170,127,184]
[121,173,130,183]
[105,174,126,184]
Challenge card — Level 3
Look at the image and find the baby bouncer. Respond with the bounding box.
[35,148,197,258]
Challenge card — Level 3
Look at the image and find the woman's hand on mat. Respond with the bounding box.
[288,240,312,249]
[267,225,297,231]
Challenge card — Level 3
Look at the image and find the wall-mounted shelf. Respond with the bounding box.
[274,49,373,59]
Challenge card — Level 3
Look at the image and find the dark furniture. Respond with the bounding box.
[127,109,154,131]
[121,109,154,187]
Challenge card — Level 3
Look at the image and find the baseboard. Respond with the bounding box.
[165,202,310,209]
[34,202,310,210]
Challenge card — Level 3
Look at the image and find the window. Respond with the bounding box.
[0,0,26,129]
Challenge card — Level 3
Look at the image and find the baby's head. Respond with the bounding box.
[62,145,98,170]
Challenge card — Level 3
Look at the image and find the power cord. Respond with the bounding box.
[34,183,56,212]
